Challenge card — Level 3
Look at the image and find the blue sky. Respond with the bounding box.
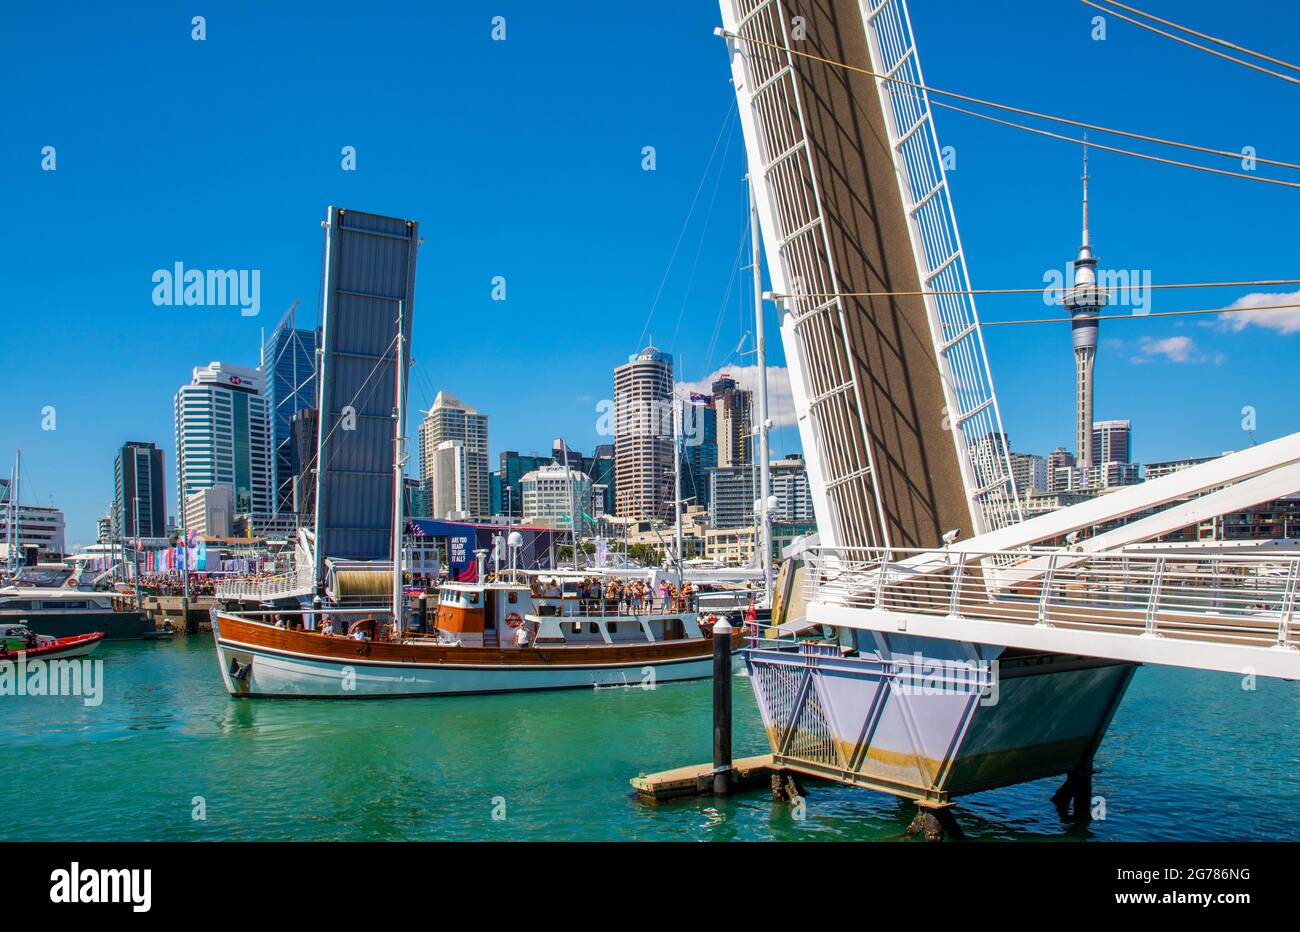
[2,0,1297,547]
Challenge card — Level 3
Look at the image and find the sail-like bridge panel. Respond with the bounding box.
[723,0,1019,552]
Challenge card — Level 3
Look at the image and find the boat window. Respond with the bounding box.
[1,601,33,610]
[608,621,617,633]
[507,592,518,604]
[468,593,479,605]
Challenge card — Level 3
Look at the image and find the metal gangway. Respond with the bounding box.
[805,545,1300,679]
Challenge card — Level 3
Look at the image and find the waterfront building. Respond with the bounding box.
[1082,460,1142,489]
[614,347,674,520]
[419,392,489,519]
[590,443,617,516]
[520,464,601,529]
[1009,451,1047,494]
[708,454,814,530]
[703,521,817,566]
[234,511,304,540]
[1063,147,1107,471]
[0,478,66,557]
[1046,447,1077,494]
[288,408,319,516]
[498,451,552,518]
[113,441,167,540]
[769,454,815,523]
[712,374,753,468]
[184,484,234,538]
[96,513,113,545]
[489,471,503,516]
[708,465,755,529]
[259,304,320,513]
[404,476,432,520]
[1146,455,1222,480]
[681,401,718,509]
[173,361,273,520]
[430,440,469,520]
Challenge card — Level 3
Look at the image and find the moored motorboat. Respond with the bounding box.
[0,587,168,641]
[0,623,105,661]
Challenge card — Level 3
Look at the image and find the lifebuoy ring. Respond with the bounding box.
[65,576,78,589]
[505,612,524,629]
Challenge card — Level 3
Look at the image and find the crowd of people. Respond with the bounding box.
[125,570,283,597]
[527,575,698,615]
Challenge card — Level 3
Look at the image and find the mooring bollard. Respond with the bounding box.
[712,618,733,795]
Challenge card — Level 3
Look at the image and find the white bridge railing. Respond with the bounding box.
[804,546,1300,650]
[215,565,315,601]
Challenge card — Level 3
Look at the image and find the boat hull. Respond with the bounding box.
[745,630,1137,803]
[1,609,164,641]
[1,632,105,662]
[213,612,738,699]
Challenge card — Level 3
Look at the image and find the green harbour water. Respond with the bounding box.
[3,635,1298,842]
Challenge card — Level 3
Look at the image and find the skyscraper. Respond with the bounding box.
[498,451,551,518]
[113,441,167,539]
[681,400,718,509]
[174,361,273,519]
[712,374,753,468]
[614,346,673,520]
[419,392,489,518]
[260,304,320,513]
[1092,419,1131,466]
[1063,145,1107,470]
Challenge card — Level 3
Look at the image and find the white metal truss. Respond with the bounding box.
[856,0,1021,535]
[722,0,890,552]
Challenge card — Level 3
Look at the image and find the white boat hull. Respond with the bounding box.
[214,633,723,699]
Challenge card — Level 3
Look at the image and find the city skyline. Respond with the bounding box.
[5,1,1299,547]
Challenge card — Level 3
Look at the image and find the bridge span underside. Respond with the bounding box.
[784,0,973,549]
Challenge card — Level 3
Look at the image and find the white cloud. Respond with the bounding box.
[1131,335,1201,364]
[676,365,798,427]
[1219,289,1300,334]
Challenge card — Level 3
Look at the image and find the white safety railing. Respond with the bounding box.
[215,564,314,601]
[803,546,1300,650]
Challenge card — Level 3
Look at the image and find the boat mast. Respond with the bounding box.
[560,440,579,571]
[10,450,21,574]
[751,180,773,608]
[673,400,684,582]
[391,300,407,637]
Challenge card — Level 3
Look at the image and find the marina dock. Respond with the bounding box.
[631,754,783,801]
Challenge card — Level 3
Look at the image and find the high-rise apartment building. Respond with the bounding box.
[113,441,167,539]
[614,347,674,520]
[1009,451,1047,494]
[430,439,469,520]
[712,374,753,468]
[419,392,489,519]
[174,362,272,520]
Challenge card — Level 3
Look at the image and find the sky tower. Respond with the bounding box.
[1064,141,1106,474]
